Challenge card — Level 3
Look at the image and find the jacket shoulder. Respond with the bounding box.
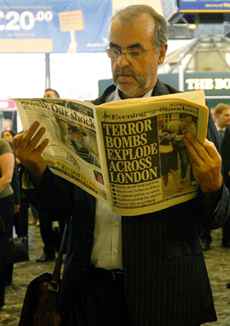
[93,84,116,105]
[92,80,179,105]
[154,80,179,95]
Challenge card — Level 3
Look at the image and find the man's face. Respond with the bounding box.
[108,14,167,98]
[217,108,230,128]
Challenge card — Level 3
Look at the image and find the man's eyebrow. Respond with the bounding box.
[127,43,143,49]
[109,42,121,49]
[109,42,143,49]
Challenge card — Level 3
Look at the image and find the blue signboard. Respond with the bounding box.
[178,0,230,12]
[0,0,112,53]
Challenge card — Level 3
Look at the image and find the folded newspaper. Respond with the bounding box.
[15,90,209,216]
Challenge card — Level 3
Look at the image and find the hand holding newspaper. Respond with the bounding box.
[15,90,209,216]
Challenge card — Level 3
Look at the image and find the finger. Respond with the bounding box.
[12,137,21,150]
[13,129,36,150]
[34,139,49,154]
[183,137,210,166]
[23,121,41,144]
[183,139,202,167]
[12,134,29,156]
[27,127,46,150]
[184,135,221,166]
[184,133,217,161]
[202,139,222,160]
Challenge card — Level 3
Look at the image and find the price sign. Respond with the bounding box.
[0,0,112,53]
[0,10,53,31]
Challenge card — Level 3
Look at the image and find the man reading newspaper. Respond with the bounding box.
[13,5,230,326]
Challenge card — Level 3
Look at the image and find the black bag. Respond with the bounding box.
[18,273,62,326]
[6,236,29,264]
[18,223,68,326]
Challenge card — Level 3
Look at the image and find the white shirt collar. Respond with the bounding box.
[107,87,153,102]
[216,126,226,132]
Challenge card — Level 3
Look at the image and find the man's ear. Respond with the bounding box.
[158,44,167,64]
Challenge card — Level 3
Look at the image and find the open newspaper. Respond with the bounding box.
[15,90,209,216]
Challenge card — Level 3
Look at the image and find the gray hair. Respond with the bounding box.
[112,5,168,48]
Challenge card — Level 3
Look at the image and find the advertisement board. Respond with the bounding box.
[0,0,112,53]
[177,0,230,12]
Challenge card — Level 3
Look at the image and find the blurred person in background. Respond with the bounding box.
[35,88,64,262]
[1,130,15,144]
[214,104,230,248]
[1,130,21,234]
[200,103,230,250]
[43,88,60,99]
[0,137,15,308]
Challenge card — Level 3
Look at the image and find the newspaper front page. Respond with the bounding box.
[15,90,209,216]
[95,90,208,215]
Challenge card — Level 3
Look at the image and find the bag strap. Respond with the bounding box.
[52,222,68,284]
[0,215,6,234]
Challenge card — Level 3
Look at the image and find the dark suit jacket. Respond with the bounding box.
[221,126,230,189]
[36,80,230,326]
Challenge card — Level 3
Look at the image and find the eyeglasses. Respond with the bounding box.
[106,46,151,61]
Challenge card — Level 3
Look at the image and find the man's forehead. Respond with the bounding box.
[109,14,155,45]
[111,14,155,32]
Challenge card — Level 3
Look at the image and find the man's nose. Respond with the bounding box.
[116,53,130,67]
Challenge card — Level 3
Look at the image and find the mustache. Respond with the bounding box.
[113,69,146,87]
[114,69,135,79]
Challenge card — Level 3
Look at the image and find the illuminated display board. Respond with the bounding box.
[0,0,112,53]
[177,0,230,12]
